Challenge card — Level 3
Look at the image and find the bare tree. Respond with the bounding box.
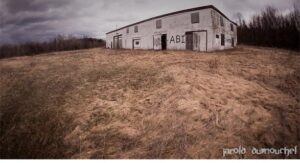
[0,36,106,59]
[294,1,300,32]
[233,12,243,26]
[237,6,299,50]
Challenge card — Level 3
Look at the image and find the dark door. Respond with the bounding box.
[113,35,122,49]
[113,36,117,48]
[186,32,193,50]
[221,34,225,46]
[118,36,122,49]
[161,34,167,50]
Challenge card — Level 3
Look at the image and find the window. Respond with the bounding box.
[230,24,234,31]
[220,17,224,26]
[126,28,129,34]
[156,20,162,29]
[136,41,139,45]
[191,12,199,24]
[134,25,138,33]
[221,34,225,46]
[216,35,219,38]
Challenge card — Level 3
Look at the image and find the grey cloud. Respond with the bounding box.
[3,14,60,27]
[0,0,297,45]
[2,0,70,14]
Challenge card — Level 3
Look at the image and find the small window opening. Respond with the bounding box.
[156,20,162,29]
[191,12,200,24]
[220,17,224,26]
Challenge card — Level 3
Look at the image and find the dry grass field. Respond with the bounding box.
[0,46,299,159]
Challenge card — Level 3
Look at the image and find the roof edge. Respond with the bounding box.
[106,5,237,35]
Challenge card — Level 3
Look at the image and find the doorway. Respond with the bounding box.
[221,34,225,46]
[113,35,122,49]
[186,31,207,51]
[161,34,167,50]
[133,39,141,49]
[193,32,206,51]
[186,32,193,50]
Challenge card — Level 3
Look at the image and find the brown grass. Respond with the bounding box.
[0,46,299,159]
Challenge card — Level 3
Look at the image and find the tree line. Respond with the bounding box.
[236,5,300,50]
[0,36,106,59]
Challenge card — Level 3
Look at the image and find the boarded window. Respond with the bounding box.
[220,17,224,26]
[134,25,138,33]
[221,34,225,46]
[126,28,129,34]
[191,12,199,24]
[156,20,162,29]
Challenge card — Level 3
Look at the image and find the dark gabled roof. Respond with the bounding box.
[106,5,237,34]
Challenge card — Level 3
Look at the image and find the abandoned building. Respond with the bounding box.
[106,5,237,52]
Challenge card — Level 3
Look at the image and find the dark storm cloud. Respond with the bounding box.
[0,0,87,44]
[0,0,297,45]
[2,0,70,13]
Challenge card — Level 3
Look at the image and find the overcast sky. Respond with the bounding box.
[0,0,297,45]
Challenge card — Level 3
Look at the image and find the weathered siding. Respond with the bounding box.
[211,9,237,50]
[106,6,237,52]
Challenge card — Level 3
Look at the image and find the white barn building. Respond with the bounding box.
[106,5,237,52]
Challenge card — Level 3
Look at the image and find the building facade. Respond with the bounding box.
[106,5,237,52]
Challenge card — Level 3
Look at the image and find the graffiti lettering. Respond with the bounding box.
[176,35,180,43]
[170,36,175,44]
[169,35,186,44]
[154,35,186,47]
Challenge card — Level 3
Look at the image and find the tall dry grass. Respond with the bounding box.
[0,68,78,158]
[0,46,299,159]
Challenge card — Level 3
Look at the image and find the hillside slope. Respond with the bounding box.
[0,46,299,159]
